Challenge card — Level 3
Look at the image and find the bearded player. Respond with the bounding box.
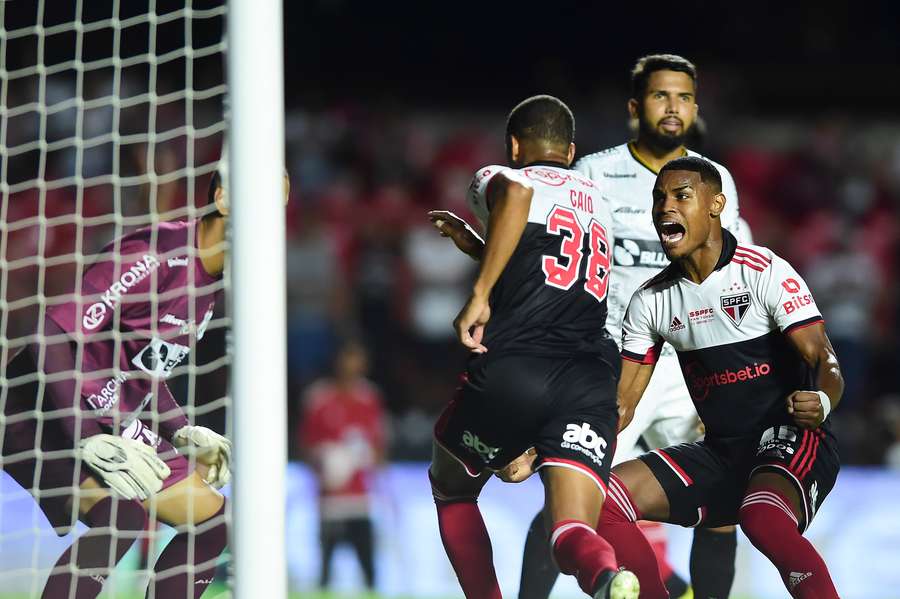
[431,54,744,599]
[503,156,843,599]
[2,169,289,598]
[430,95,641,599]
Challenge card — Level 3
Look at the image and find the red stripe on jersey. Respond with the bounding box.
[653,449,694,486]
[621,353,648,364]
[621,343,661,365]
[733,250,770,269]
[784,318,825,335]
[646,340,663,363]
[737,246,772,264]
[731,258,765,272]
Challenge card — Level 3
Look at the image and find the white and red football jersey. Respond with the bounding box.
[621,231,824,444]
[465,162,617,358]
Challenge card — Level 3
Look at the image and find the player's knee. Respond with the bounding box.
[192,491,226,524]
[428,468,480,503]
[610,460,668,520]
[739,491,797,549]
[74,475,114,517]
[600,473,640,525]
[196,499,228,550]
[148,474,225,527]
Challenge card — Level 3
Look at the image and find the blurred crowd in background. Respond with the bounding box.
[4,74,899,473]
[2,3,899,472]
[284,103,900,468]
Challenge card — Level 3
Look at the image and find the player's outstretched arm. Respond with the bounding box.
[428,210,485,260]
[616,358,655,433]
[453,173,533,353]
[785,323,844,429]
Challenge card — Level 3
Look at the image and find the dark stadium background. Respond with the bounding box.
[3,0,897,464]
[283,0,900,466]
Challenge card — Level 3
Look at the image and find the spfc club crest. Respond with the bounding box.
[721,292,751,326]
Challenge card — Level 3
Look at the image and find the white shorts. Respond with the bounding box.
[613,351,701,465]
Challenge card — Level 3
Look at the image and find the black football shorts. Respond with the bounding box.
[434,353,619,495]
[638,423,839,532]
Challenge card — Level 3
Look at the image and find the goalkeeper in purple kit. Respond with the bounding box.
[3,170,288,598]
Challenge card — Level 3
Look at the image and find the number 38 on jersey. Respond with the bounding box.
[542,205,611,304]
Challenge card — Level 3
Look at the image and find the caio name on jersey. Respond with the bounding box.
[462,430,500,463]
[561,422,607,465]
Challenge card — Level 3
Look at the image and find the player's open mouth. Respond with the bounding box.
[658,221,685,247]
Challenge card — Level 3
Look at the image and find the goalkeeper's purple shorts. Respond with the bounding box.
[2,345,192,533]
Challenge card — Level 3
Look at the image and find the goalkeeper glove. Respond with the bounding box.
[79,434,171,501]
[172,425,231,488]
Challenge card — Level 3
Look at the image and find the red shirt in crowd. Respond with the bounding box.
[299,378,386,519]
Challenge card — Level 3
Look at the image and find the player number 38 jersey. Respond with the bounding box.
[467,163,617,359]
[621,231,824,445]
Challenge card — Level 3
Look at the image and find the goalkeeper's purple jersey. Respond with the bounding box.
[45,219,222,443]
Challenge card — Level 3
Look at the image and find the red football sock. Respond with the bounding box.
[638,520,674,582]
[431,474,501,599]
[740,489,838,598]
[550,520,617,595]
[595,474,669,599]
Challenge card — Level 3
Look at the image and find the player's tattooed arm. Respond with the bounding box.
[785,322,844,429]
[453,173,533,353]
[616,358,656,432]
[428,210,485,260]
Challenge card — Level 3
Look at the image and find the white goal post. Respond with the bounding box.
[227,0,288,598]
[0,0,287,596]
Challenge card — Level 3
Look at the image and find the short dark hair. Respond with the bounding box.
[658,156,722,193]
[506,95,574,147]
[631,54,697,99]
[207,170,221,205]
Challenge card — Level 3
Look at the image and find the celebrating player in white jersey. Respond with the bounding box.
[431,54,745,599]
[602,156,842,599]
[500,156,843,599]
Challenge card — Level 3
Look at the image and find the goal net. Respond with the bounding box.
[1,0,231,596]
